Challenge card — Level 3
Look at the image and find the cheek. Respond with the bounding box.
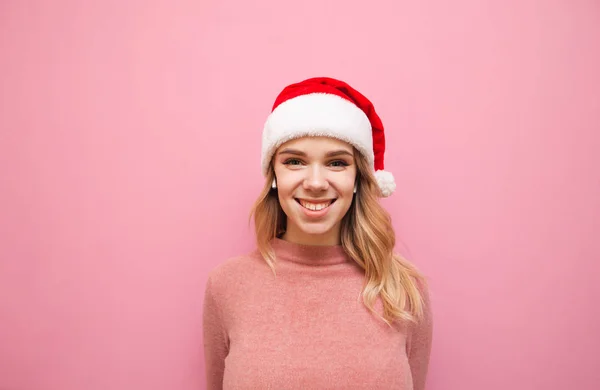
[275,175,298,196]
[344,177,356,191]
[337,172,357,194]
[273,174,299,208]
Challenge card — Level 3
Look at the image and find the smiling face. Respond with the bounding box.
[272,136,357,246]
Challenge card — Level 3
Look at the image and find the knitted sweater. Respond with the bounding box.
[202,238,433,389]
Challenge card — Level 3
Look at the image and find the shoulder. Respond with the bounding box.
[205,249,268,294]
[411,274,433,335]
[393,252,431,301]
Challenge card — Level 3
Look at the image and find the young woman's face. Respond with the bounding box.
[273,136,357,245]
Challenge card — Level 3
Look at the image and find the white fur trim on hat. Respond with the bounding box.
[261,93,374,175]
[374,170,396,197]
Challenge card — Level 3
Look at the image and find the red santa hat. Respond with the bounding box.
[261,76,396,197]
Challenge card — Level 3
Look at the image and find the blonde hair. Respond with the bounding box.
[249,149,427,327]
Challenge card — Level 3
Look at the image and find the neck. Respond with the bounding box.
[270,237,350,266]
[282,224,341,246]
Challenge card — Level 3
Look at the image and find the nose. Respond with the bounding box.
[303,165,329,192]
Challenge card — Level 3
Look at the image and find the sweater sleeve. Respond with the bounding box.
[202,275,229,390]
[406,282,433,390]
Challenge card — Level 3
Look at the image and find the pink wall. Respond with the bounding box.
[1,0,599,389]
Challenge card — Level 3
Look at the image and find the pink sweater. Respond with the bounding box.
[202,238,433,389]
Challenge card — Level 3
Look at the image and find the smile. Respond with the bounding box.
[295,198,336,211]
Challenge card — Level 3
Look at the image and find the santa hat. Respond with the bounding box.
[261,76,396,197]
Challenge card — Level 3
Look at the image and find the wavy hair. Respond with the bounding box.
[249,148,427,327]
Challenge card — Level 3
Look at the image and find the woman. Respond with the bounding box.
[203,77,433,389]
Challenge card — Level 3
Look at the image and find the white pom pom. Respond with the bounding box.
[374,170,396,197]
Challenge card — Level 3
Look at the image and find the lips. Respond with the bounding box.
[295,198,336,211]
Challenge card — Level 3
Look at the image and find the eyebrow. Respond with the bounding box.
[278,148,354,158]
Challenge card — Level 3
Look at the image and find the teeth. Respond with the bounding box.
[299,200,332,211]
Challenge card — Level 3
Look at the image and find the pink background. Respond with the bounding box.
[1,1,599,389]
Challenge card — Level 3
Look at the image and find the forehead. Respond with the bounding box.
[276,136,354,153]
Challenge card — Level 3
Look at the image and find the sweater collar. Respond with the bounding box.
[270,237,352,266]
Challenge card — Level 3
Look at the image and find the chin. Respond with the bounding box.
[292,214,345,236]
[296,223,336,236]
[280,200,350,241]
